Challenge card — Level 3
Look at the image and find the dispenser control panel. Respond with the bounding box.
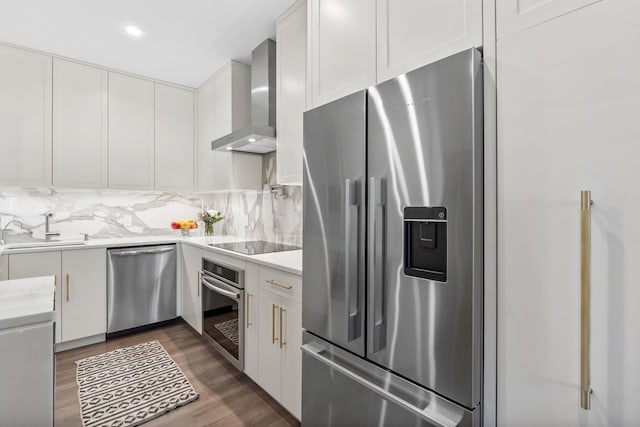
[403,206,447,282]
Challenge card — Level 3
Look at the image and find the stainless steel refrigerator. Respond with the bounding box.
[302,48,483,426]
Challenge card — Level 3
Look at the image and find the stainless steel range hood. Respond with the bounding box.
[212,39,276,154]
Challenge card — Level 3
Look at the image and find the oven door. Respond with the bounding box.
[201,273,244,370]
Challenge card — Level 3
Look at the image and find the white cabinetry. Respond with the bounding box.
[196,62,260,191]
[108,72,155,190]
[179,244,204,334]
[276,0,307,185]
[257,266,302,419]
[0,255,7,280]
[8,251,62,343]
[244,262,260,382]
[60,249,106,342]
[0,44,52,187]
[496,0,600,39]
[376,0,482,82]
[155,83,194,191]
[52,59,108,188]
[8,249,106,345]
[497,1,640,425]
[307,0,376,109]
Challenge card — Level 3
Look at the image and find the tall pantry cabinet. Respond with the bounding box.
[496,1,640,425]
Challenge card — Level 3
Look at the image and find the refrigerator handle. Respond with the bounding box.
[369,177,386,352]
[301,344,464,427]
[345,179,360,342]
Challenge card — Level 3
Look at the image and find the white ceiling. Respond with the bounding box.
[0,0,296,87]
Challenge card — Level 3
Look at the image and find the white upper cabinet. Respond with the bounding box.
[196,75,216,191]
[52,59,108,189]
[196,61,260,191]
[276,0,307,185]
[496,0,601,39]
[108,72,155,190]
[376,0,482,82]
[0,44,52,187]
[155,83,194,192]
[307,0,376,109]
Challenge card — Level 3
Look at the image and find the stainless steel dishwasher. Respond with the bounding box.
[107,244,177,334]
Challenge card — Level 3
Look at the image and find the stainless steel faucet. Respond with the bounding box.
[43,211,60,242]
[0,220,32,245]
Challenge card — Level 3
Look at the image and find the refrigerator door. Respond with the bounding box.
[301,332,478,427]
[366,49,483,408]
[303,91,367,356]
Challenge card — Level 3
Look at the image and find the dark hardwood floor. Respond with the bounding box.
[55,320,300,427]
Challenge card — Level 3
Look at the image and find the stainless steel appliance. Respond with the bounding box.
[208,240,301,255]
[200,257,245,370]
[211,39,277,154]
[107,245,177,334]
[302,48,483,426]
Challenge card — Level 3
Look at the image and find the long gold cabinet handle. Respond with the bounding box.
[246,293,252,328]
[580,190,593,410]
[272,304,279,344]
[279,306,286,349]
[66,274,70,302]
[197,270,202,297]
[266,279,293,290]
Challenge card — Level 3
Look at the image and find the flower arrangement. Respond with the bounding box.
[198,208,224,236]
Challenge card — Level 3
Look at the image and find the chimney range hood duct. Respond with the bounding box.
[212,39,276,154]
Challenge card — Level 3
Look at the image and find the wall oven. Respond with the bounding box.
[201,258,244,370]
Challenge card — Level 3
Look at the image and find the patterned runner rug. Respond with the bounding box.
[76,340,199,427]
[213,318,239,345]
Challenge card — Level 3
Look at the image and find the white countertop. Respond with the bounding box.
[0,275,56,329]
[0,234,303,276]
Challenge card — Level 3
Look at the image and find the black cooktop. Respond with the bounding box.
[208,240,301,255]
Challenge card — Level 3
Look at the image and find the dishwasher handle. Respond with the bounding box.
[110,247,174,256]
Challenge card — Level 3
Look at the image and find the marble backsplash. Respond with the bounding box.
[0,153,303,247]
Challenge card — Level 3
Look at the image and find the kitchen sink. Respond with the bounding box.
[2,240,87,249]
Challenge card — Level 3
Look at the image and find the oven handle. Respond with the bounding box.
[202,275,242,301]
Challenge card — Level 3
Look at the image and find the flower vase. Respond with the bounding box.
[204,222,214,236]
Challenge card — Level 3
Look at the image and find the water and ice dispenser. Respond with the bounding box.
[403,207,447,282]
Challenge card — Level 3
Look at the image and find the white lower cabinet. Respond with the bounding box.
[8,248,106,345]
[257,266,302,420]
[244,262,260,382]
[179,244,204,334]
[0,255,7,280]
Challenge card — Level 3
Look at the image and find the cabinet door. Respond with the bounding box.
[258,289,282,400]
[108,72,155,190]
[155,83,194,191]
[196,77,216,191]
[497,2,640,425]
[8,251,62,343]
[244,263,260,382]
[377,0,481,82]
[53,59,108,188]
[60,249,106,342]
[213,65,233,190]
[1,255,7,281]
[277,0,306,185]
[179,244,202,334]
[496,0,600,39]
[307,0,376,108]
[0,45,52,187]
[280,299,302,420]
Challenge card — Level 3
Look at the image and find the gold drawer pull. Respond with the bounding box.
[246,292,252,328]
[66,274,69,302]
[580,190,594,410]
[266,279,293,290]
[279,306,286,349]
[272,304,279,344]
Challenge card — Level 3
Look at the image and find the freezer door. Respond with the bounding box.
[301,332,478,427]
[366,49,483,408]
[302,91,366,356]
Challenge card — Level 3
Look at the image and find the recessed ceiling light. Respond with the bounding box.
[125,25,144,38]
[226,146,234,151]
[248,138,257,143]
